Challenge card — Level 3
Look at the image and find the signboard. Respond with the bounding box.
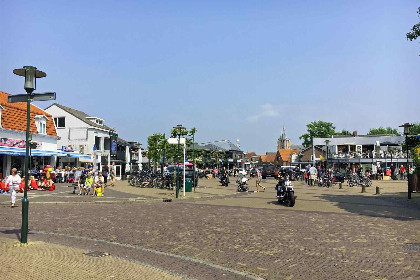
[0,138,41,149]
[61,145,74,152]
[111,139,117,155]
[168,137,185,145]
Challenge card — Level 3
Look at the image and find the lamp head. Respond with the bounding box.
[399,123,413,135]
[13,66,46,93]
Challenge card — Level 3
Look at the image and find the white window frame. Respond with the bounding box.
[34,115,48,135]
[54,117,66,128]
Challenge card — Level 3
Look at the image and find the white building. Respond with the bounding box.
[45,103,117,169]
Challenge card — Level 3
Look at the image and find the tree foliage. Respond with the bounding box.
[367,127,401,136]
[335,129,352,136]
[147,133,165,171]
[408,122,420,135]
[407,7,420,55]
[407,7,420,41]
[299,121,336,147]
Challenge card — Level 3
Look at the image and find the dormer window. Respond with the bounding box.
[86,117,104,126]
[34,115,48,135]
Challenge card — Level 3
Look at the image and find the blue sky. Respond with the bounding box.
[1,0,419,154]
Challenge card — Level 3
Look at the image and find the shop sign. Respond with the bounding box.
[61,145,74,152]
[0,138,41,149]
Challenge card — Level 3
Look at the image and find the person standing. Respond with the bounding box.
[400,165,405,180]
[110,162,116,187]
[102,165,109,186]
[7,168,21,208]
[309,165,317,186]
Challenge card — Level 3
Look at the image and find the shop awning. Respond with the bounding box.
[0,146,63,157]
[0,146,90,158]
[56,151,91,159]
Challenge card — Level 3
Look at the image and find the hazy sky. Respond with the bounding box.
[1,0,419,154]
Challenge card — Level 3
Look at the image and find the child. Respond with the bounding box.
[85,173,93,195]
[78,173,86,195]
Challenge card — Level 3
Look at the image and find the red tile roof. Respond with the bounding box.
[277,149,299,162]
[245,152,256,160]
[0,91,57,137]
[261,154,276,163]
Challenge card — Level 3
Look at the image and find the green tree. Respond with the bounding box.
[147,133,165,172]
[408,122,420,135]
[335,129,352,136]
[299,121,336,147]
[367,127,401,136]
[407,7,420,55]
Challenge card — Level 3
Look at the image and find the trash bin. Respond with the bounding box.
[185,178,193,192]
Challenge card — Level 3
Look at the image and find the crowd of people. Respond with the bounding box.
[1,162,117,207]
[302,163,416,186]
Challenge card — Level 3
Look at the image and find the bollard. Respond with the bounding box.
[361,185,366,193]
[375,186,380,195]
[339,182,343,189]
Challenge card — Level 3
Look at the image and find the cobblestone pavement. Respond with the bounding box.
[0,178,419,279]
[0,237,185,280]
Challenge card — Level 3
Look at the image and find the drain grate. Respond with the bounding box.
[403,243,420,251]
[84,251,110,257]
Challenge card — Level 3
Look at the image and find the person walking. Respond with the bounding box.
[7,168,21,208]
[255,167,265,192]
[110,162,116,187]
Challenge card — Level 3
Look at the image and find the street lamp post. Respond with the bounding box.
[399,123,413,199]
[325,139,330,170]
[174,125,185,198]
[191,129,196,192]
[10,66,55,243]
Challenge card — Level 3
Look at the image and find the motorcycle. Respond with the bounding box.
[219,173,229,186]
[275,177,295,207]
[236,175,249,192]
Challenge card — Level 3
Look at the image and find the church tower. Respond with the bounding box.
[277,126,291,150]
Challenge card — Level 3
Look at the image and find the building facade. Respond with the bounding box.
[45,103,116,168]
[0,91,58,177]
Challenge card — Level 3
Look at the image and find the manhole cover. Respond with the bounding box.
[403,244,420,251]
[84,251,110,257]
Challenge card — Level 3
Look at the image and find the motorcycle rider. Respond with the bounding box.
[276,170,287,197]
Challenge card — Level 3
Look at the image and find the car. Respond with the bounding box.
[261,165,278,179]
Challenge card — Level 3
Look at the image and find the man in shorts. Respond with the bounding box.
[255,167,265,192]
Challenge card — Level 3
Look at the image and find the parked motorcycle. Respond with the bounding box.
[275,177,295,207]
[236,175,249,192]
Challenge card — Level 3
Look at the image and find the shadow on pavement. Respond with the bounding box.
[1,229,21,240]
[316,193,420,221]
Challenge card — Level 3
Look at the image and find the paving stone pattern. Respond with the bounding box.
[0,237,185,280]
[1,200,419,280]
